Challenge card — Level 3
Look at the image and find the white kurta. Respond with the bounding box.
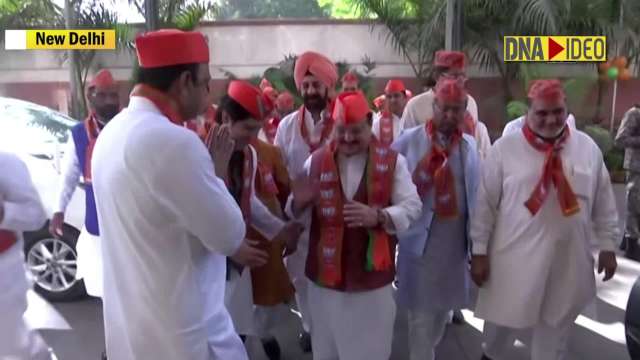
[0,152,51,360]
[224,145,285,336]
[92,97,248,360]
[470,129,619,329]
[372,112,404,142]
[274,106,333,332]
[57,140,103,297]
[401,90,491,158]
[502,114,576,137]
[285,150,421,360]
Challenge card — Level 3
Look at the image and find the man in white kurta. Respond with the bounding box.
[287,91,422,360]
[274,50,339,350]
[50,69,120,298]
[372,79,408,146]
[401,50,491,159]
[0,152,54,360]
[92,29,262,360]
[470,80,619,360]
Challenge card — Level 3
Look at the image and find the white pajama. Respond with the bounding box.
[407,310,451,360]
[307,283,396,360]
[483,320,572,360]
[75,229,103,297]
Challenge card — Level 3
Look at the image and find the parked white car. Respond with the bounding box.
[0,96,87,301]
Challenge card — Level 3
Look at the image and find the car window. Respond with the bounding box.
[0,97,77,153]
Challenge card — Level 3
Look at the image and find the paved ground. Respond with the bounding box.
[32,184,635,359]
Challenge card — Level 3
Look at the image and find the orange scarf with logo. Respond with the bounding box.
[412,121,462,219]
[378,111,395,146]
[314,139,396,287]
[82,114,101,183]
[298,106,334,152]
[522,125,580,217]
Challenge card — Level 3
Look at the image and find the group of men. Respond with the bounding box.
[1,27,623,360]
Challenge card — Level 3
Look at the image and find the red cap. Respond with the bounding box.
[527,79,566,102]
[434,50,466,70]
[88,69,115,90]
[342,71,359,86]
[135,29,209,68]
[259,78,272,90]
[333,91,371,125]
[227,80,271,121]
[435,76,467,102]
[294,51,338,89]
[384,79,406,94]
[276,91,295,112]
[373,95,386,111]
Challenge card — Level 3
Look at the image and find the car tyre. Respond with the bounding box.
[23,223,86,302]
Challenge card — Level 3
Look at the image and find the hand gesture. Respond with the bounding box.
[206,123,235,181]
[471,255,490,287]
[49,212,65,238]
[343,201,378,228]
[598,250,617,281]
[274,221,305,257]
[231,238,269,268]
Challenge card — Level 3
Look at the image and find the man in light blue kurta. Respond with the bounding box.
[392,77,480,360]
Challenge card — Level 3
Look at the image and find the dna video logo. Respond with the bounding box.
[503,36,607,62]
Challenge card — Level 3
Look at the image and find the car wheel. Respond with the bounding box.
[23,224,86,302]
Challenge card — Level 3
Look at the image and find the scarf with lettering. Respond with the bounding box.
[522,124,580,217]
[378,111,395,146]
[82,114,101,183]
[262,116,280,144]
[314,138,396,287]
[412,121,462,219]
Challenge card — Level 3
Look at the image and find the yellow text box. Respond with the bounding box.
[26,29,115,50]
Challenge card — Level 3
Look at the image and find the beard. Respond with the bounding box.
[95,104,120,123]
[303,94,328,113]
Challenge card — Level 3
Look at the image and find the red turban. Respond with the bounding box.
[276,91,295,112]
[333,91,371,125]
[135,29,209,68]
[434,50,466,71]
[341,71,359,86]
[384,79,406,94]
[88,69,115,91]
[227,80,271,120]
[435,76,467,103]
[527,79,566,102]
[294,51,338,90]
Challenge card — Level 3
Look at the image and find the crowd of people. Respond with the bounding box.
[1,28,628,360]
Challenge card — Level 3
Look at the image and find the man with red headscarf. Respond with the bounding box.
[391,78,480,360]
[401,50,491,159]
[287,91,421,360]
[274,50,339,351]
[340,71,359,93]
[50,69,120,300]
[91,29,267,360]
[372,79,409,145]
[471,80,619,360]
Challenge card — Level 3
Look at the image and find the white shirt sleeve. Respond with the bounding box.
[0,154,47,232]
[247,147,285,240]
[590,150,620,252]
[371,112,381,139]
[384,154,422,233]
[149,134,245,257]
[401,97,420,130]
[57,139,82,213]
[475,121,492,160]
[284,157,313,227]
[470,145,504,255]
[467,94,479,123]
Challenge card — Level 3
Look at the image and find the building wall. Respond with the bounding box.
[1,19,638,134]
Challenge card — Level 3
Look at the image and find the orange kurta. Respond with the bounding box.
[249,139,295,306]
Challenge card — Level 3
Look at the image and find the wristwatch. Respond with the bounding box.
[376,208,389,228]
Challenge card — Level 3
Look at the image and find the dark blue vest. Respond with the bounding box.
[71,122,100,236]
